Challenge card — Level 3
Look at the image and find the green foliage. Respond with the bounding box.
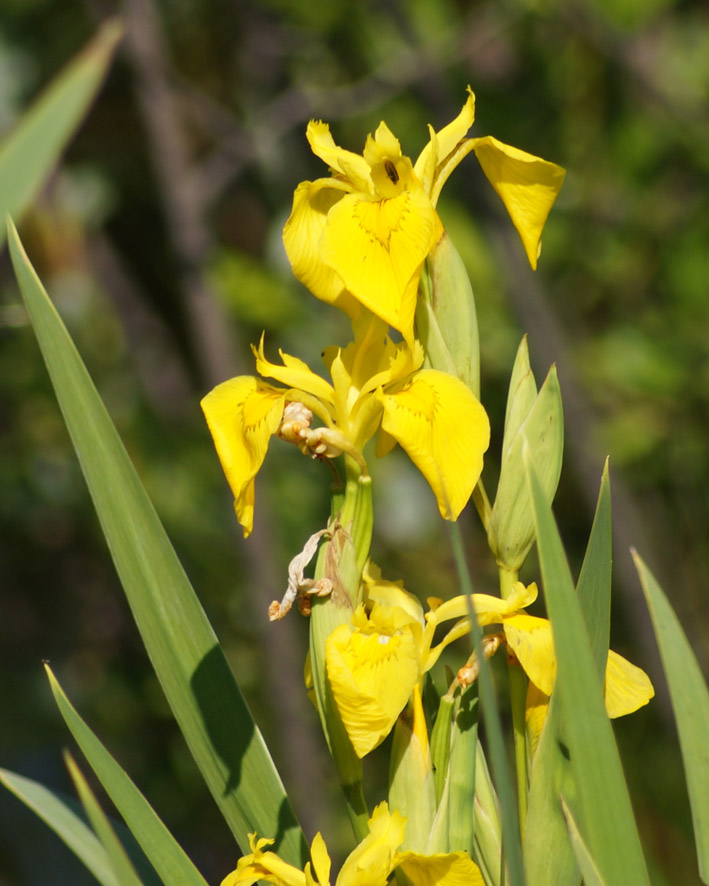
[64,754,144,886]
[634,553,709,883]
[0,21,121,249]
[45,665,209,886]
[1,2,708,883]
[8,219,305,865]
[0,768,122,886]
[527,453,649,884]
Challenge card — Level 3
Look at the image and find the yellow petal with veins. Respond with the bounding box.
[380,369,490,520]
[604,649,654,717]
[306,120,372,192]
[254,337,335,411]
[319,190,443,342]
[504,614,556,695]
[396,850,485,886]
[469,135,566,270]
[326,619,420,758]
[201,377,285,538]
[282,178,361,318]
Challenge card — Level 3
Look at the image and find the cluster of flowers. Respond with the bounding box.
[202,91,653,886]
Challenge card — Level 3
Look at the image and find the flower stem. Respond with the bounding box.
[448,522,524,885]
[499,566,528,843]
[308,455,373,840]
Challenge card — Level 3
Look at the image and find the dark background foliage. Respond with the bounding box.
[0,0,707,882]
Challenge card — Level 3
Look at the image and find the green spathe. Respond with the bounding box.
[489,337,564,573]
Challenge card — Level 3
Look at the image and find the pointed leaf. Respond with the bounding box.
[0,21,122,248]
[524,465,611,886]
[633,552,709,883]
[561,797,606,886]
[65,754,144,886]
[576,461,612,674]
[446,685,478,855]
[46,665,209,886]
[7,219,305,864]
[526,451,649,885]
[0,767,118,886]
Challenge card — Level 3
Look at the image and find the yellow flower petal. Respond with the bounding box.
[201,377,286,537]
[503,614,556,695]
[469,135,566,270]
[222,835,308,886]
[395,850,485,886]
[414,87,476,190]
[338,803,406,886]
[380,369,490,520]
[362,563,424,625]
[604,649,654,718]
[319,190,443,341]
[254,337,335,412]
[282,178,361,317]
[525,680,550,760]
[326,620,420,757]
[429,582,537,627]
[306,120,372,193]
[309,833,331,886]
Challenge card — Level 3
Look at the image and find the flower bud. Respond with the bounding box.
[417,232,480,397]
[488,337,564,572]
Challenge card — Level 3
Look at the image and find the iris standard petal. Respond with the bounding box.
[319,189,443,341]
[469,135,566,270]
[306,120,372,193]
[254,338,335,411]
[414,87,476,187]
[201,377,286,537]
[380,369,490,520]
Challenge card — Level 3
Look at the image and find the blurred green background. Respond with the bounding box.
[1,0,707,883]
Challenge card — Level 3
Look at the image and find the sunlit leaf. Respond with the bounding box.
[526,450,649,885]
[46,665,209,886]
[65,754,144,886]
[7,219,306,865]
[0,21,122,248]
[634,552,709,883]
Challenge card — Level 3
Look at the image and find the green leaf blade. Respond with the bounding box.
[65,754,144,886]
[633,552,709,883]
[0,21,122,248]
[46,665,209,886]
[524,464,613,886]
[0,767,119,886]
[8,219,305,865]
[525,450,649,885]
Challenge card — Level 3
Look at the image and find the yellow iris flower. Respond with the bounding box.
[326,574,653,758]
[201,323,489,537]
[221,801,484,886]
[283,88,565,342]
